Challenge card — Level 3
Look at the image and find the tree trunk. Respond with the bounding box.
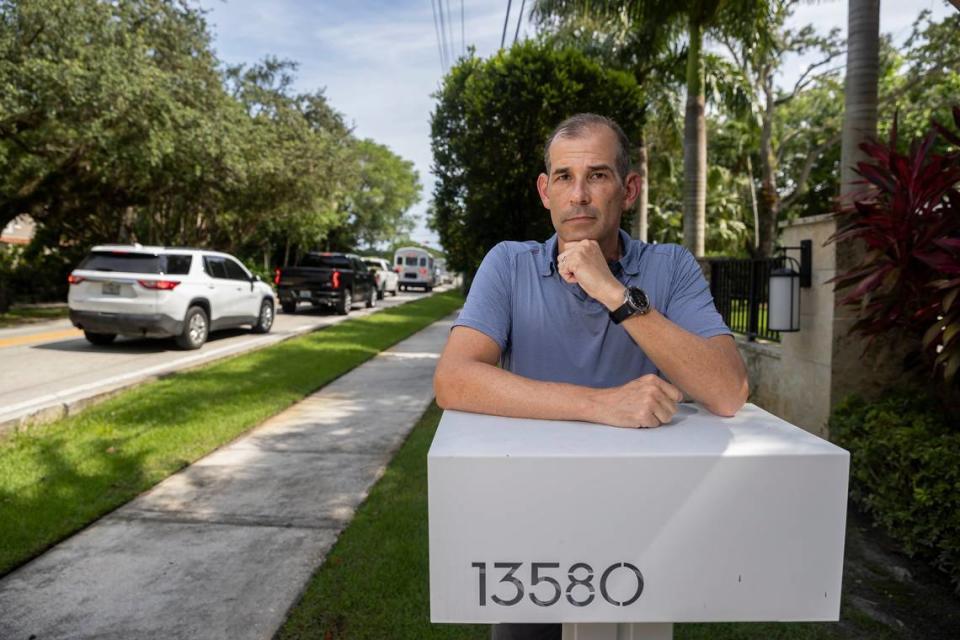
[757,74,779,258]
[840,0,880,201]
[745,155,759,254]
[683,18,706,257]
[633,135,649,243]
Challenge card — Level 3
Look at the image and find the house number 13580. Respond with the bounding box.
[470,562,644,608]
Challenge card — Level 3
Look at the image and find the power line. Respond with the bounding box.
[500,0,513,50]
[445,0,456,63]
[430,0,446,71]
[437,0,450,68]
[513,0,526,45]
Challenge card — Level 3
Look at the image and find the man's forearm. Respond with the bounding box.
[620,309,748,416]
[434,358,597,422]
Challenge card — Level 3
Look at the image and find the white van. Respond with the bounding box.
[393,247,435,292]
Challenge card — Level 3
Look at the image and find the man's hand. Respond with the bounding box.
[586,374,684,428]
[557,240,625,310]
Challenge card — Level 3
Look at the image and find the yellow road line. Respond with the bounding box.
[0,328,83,349]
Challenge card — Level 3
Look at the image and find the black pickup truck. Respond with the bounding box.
[275,252,377,315]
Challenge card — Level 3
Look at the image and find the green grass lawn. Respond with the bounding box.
[277,403,901,640]
[0,305,69,327]
[0,291,464,577]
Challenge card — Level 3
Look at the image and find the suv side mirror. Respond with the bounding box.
[253,274,262,282]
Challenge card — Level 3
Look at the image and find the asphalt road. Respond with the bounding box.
[0,288,446,433]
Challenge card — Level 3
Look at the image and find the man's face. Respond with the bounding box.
[536,125,637,246]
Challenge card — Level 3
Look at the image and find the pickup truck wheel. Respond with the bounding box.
[366,287,376,308]
[84,331,116,346]
[336,289,351,315]
[281,300,297,314]
[252,300,274,334]
[176,306,208,350]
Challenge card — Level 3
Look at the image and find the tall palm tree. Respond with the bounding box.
[533,0,770,256]
[839,0,879,200]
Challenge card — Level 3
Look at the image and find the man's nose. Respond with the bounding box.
[568,177,590,204]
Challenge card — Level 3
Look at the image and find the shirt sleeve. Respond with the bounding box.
[452,242,512,352]
[663,245,732,339]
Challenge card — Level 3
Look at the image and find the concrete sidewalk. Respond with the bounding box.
[0,313,456,640]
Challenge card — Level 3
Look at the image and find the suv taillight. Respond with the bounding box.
[274,268,281,285]
[332,270,341,289]
[67,274,84,285]
[419,267,427,275]
[138,280,180,290]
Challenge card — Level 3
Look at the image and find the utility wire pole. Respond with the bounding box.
[500,0,513,50]
[460,0,465,55]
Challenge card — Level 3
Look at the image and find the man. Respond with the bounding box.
[433,114,748,640]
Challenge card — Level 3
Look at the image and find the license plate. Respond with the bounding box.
[299,290,312,299]
[102,282,120,295]
[405,273,417,279]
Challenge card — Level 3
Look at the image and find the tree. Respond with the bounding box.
[325,139,421,252]
[429,41,645,274]
[532,0,771,257]
[715,0,844,256]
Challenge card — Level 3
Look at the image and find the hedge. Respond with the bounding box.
[830,391,960,591]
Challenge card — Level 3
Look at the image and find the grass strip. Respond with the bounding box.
[0,305,69,328]
[277,404,898,640]
[0,291,463,576]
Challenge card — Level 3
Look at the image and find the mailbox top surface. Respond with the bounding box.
[429,403,847,459]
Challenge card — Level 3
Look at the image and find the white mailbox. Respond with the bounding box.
[428,403,849,638]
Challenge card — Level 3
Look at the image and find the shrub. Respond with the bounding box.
[829,106,960,383]
[830,391,960,591]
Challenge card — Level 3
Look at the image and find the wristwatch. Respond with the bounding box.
[610,286,651,324]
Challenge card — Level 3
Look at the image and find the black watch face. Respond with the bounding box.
[628,288,649,311]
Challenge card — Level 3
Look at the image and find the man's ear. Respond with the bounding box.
[536,173,551,209]
[622,172,642,208]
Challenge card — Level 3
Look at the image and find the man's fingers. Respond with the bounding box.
[649,375,683,403]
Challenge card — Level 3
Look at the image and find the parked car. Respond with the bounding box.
[68,245,275,349]
[362,256,399,299]
[275,252,376,315]
[393,247,435,292]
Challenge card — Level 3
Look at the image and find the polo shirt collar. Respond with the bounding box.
[538,229,643,277]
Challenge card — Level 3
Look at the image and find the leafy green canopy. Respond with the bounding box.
[429,41,645,275]
[0,0,420,285]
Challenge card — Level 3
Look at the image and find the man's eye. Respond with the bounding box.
[555,174,570,181]
[590,172,608,180]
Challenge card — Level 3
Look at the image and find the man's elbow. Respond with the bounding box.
[705,374,749,417]
[433,361,458,410]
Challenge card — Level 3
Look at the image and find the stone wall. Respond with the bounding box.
[731,214,838,437]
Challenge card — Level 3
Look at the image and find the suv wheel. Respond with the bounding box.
[176,306,208,350]
[84,331,116,346]
[336,289,351,315]
[252,300,274,334]
[366,287,376,308]
[281,300,297,314]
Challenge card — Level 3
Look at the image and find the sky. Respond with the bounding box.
[197,0,957,249]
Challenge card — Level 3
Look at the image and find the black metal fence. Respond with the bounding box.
[699,257,784,342]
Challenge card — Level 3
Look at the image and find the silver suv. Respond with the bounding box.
[68,245,275,349]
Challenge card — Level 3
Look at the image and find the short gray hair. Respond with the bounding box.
[543,113,632,183]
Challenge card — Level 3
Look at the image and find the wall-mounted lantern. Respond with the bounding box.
[768,240,812,333]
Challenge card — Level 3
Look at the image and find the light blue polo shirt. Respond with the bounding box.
[453,229,732,388]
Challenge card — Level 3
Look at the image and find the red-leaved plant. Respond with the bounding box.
[829,106,960,384]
